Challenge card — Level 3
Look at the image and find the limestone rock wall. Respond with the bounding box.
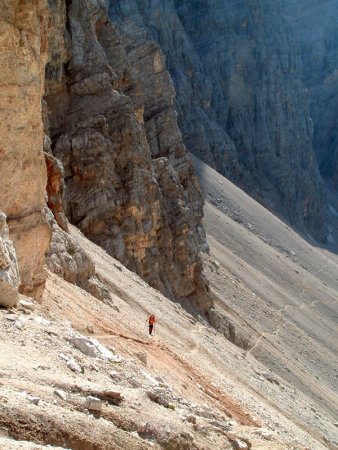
[44,0,210,307]
[109,0,328,241]
[0,1,51,299]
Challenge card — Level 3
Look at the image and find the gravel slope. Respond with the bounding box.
[0,157,337,449]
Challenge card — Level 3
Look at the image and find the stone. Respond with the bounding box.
[260,430,273,441]
[232,439,249,450]
[0,213,20,307]
[211,420,231,431]
[54,390,67,401]
[186,415,196,424]
[16,297,36,313]
[135,351,147,365]
[193,408,217,420]
[26,395,40,406]
[66,359,82,373]
[86,324,95,334]
[147,387,173,408]
[84,396,102,412]
[69,336,100,358]
[140,422,195,449]
[92,390,123,405]
[69,332,122,363]
[31,316,51,327]
[109,371,120,380]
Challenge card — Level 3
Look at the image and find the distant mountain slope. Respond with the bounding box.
[192,154,338,448]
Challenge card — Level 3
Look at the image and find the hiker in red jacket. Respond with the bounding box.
[148,315,155,335]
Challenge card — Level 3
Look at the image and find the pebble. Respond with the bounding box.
[66,359,82,373]
[27,395,40,405]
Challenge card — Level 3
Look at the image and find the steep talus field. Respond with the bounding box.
[192,155,338,449]
[0,211,337,449]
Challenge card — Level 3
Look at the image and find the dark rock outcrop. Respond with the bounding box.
[109,0,328,241]
[44,0,210,308]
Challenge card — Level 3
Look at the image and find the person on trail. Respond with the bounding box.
[148,314,155,335]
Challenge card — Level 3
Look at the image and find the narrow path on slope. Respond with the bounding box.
[94,322,257,426]
[245,261,337,355]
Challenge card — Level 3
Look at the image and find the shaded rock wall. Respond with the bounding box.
[282,0,338,189]
[109,0,328,241]
[0,1,51,299]
[44,0,210,308]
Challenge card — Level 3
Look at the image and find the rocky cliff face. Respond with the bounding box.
[282,0,338,189]
[44,0,210,308]
[0,1,51,299]
[109,0,328,241]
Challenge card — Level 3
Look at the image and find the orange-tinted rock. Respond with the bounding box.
[45,152,68,231]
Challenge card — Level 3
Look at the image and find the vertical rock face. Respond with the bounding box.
[282,0,338,189]
[44,0,210,307]
[0,1,51,299]
[0,213,20,308]
[109,0,328,241]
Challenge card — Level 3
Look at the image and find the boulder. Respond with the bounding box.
[0,213,20,307]
[69,332,122,362]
